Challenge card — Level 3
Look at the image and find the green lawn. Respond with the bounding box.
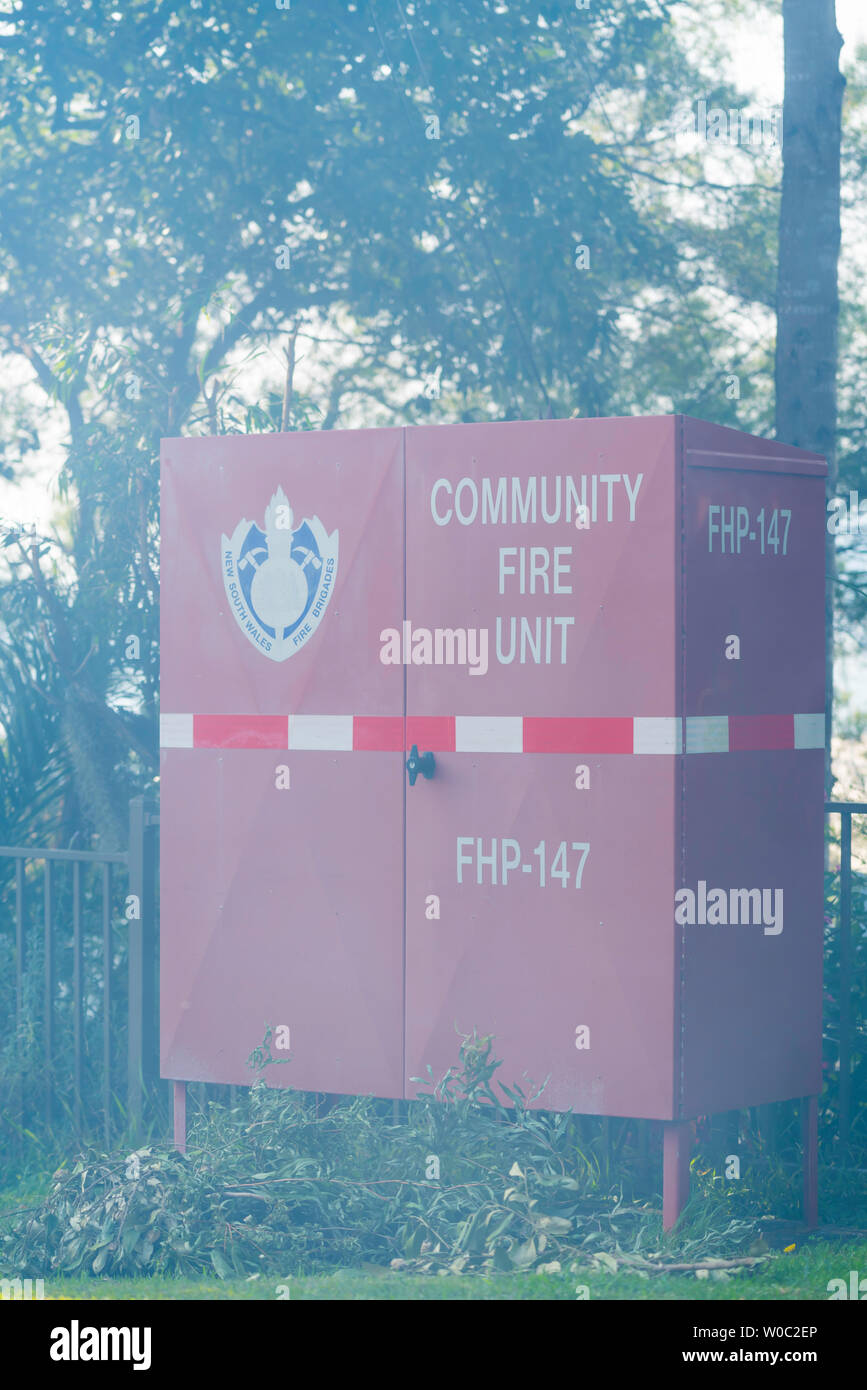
[3,1167,865,1301]
[3,1239,862,1300]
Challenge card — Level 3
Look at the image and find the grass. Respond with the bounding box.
[8,1238,864,1300]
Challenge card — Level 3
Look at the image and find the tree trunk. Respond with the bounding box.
[775,0,845,799]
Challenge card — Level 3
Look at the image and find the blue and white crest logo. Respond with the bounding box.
[221,487,339,661]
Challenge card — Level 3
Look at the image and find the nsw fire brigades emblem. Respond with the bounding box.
[221,487,339,661]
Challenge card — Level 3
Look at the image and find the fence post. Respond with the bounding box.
[127,796,157,1139]
[710,1109,740,1169]
[44,861,54,1128]
[839,809,852,1147]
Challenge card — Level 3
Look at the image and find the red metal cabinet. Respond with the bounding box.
[160,416,826,1217]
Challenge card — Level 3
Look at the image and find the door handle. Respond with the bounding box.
[406,745,435,786]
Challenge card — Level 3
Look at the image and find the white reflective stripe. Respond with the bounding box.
[633,717,682,754]
[685,716,729,753]
[794,713,825,749]
[455,715,523,753]
[160,714,193,748]
[288,714,354,751]
[164,711,822,754]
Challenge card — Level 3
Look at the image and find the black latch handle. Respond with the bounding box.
[406,745,436,786]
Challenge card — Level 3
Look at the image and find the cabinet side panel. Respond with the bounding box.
[680,751,824,1113]
[679,451,825,1114]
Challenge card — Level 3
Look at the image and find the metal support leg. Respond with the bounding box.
[173,1080,187,1155]
[663,1121,692,1230]
[801,1095,818,1228]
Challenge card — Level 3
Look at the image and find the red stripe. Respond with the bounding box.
[728,714,793,752]
[522,717,633,753]
[193,715,288,749]
[353,716,405,752]
[406,716,456,751]
[177,713,805,754]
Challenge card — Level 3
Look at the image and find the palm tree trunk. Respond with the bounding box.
[775,0,845,799]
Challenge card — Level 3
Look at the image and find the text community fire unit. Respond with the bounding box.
[379,470,645,672]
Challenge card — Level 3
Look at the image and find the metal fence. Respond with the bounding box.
[0,798,864,1151]
[825,800,867,1146]
[0,797,158,1148]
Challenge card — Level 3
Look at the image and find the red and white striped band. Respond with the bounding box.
[159,713,825,754]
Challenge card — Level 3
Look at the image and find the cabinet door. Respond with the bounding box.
[403,419,678,1118]
[160,428,406,1096]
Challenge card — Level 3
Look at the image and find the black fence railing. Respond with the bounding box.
[0,797,158,1150]
[824,800,867,1146]
[0,798,864,1155]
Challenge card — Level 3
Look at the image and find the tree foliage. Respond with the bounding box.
[0,0,862,841]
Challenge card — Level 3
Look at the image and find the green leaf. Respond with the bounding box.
[491,1240,513,1273]
[532,1215,573,1236]
[456,1206,491,1255]
[484,1212,516,1243]
[593,1251,620,1274]
[121,1225,143,1256]
[401,1223,425,1258]
[510,1237,538,1270]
